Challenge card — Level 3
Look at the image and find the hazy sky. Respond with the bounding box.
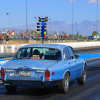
[0,0,100,28]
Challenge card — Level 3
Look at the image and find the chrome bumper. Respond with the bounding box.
[0,78,63,82]
[0,73,63,82]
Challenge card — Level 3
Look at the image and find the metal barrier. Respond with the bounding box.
[0,37,100,44]
[33,38,87,43]
[0,38,29,44]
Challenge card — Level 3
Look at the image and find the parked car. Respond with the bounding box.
[0,44,87,93]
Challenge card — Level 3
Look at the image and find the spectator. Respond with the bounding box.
[6,31,10,44]
[27,32,30,39]
[29,34,30,40]
[12,31,15,38]
[0,33,1,44]
[19,31,23,38]
[25,32,28,38]
[51,35,53,39]
[6,30,10,37]
[14,32,17,38]
[10,31,12,38]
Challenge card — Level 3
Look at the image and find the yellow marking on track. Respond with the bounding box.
[0,57,13,60]
[85,57,100,61]
[0,82,3,83]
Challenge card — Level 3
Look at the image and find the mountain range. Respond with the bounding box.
[12,20,100,36]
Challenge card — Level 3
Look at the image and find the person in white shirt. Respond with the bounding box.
[12,31,15,38]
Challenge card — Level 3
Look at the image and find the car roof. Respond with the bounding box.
[20,44,69,50]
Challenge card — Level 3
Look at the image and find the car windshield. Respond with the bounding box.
[14,47,62,60]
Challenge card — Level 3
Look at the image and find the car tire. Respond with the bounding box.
[58,72,69,93]
[5,85,17,92]
[77,65,87,85]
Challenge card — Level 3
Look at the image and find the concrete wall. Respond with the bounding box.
[0,42,100,53]
[55,42,100,48]
[0,44,26,53]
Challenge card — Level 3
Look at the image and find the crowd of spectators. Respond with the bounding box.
[0,30,69,44]
[0,30,32,39]
[0,30,32,44]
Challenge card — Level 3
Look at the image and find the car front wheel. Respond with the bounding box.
[77,65,87,85]
[5,85,17,92]
[58,72,69,93]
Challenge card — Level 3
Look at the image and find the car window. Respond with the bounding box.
[14,47,62,60]
[68,47,75,59]
[63,47,70,60]
[15,48,31,59]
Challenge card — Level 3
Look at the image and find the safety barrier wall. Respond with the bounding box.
[56,42,100,48]
[0,42,100,54]
[0,44,26,54]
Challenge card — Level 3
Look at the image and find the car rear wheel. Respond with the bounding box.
[58,72,69,93]
[77,65,87,85]
[5,85,17,92]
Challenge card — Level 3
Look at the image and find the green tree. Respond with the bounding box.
[92,31,99,36]
[76,32,79,38]
[69,34,73,37]
[69,34,75,37]
[79,35,82,38]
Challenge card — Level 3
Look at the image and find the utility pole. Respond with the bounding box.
[49,19,51,34]
[96,0,99,33]
[6,13,10,30]
[72,0,74,37]
[75,22,77,35]
[26,0,27,32]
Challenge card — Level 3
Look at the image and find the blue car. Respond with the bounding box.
[0,44,87,93]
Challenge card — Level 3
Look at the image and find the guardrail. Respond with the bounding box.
[33,38,87,43]
[0,37,99,44]
[0,38,29,44]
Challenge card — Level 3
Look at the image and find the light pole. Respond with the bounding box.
[96,0,99,33]
[85,23,88,36]
[6,13,10,30]
[75,22,77,35]
[63,21,66,34]
[49,19,51,34]
[72,0,74,37]
[35,17,37,31]
[93,24,95,31]
[26,0,27,32]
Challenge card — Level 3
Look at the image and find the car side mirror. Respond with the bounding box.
[75,55,79,58]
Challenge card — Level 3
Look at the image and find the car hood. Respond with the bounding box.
[2,59,58,70]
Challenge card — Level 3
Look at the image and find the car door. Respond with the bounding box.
[68,47,82,79]
[63,47,75,81]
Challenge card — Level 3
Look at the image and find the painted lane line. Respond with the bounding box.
[74,47,100,50]
[76,50,100,54]
[86,73,100,82]
[0,57,13,60]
